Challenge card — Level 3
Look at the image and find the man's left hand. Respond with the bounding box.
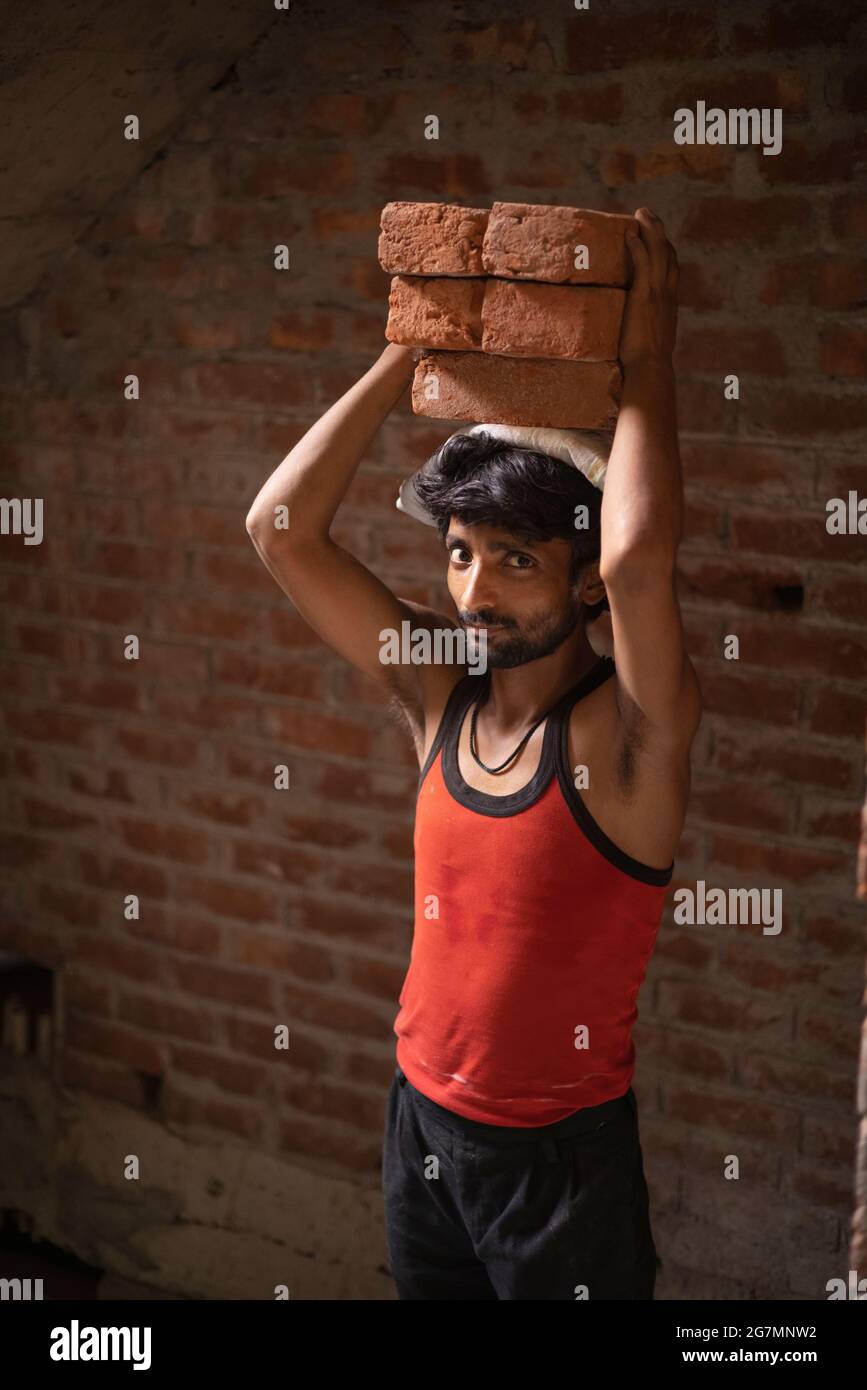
[617,207,679,367]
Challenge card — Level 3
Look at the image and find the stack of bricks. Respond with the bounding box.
[379,200,638,430]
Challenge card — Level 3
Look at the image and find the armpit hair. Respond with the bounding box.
[380,666,424,757]
[615,698,649,799]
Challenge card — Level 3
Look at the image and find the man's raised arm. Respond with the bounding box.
[599,206,702,748]
[245,343,431,702]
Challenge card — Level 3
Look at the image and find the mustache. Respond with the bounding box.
[459,614,514,627]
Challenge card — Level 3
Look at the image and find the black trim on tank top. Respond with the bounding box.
[435,657,617,817]
[553,670,675,887]
[416,671,477,794]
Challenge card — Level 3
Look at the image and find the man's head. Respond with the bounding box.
[413,430,609,669]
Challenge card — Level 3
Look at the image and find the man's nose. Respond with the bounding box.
[460,563,498,616]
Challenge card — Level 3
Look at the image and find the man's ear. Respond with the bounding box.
[576,561,607,609]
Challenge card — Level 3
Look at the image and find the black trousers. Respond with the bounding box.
[382,1063,658,1300]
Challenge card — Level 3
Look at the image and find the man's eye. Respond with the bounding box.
[508,554,534,568]
[449,548,470,563]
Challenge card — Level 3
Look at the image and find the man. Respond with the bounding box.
[245,206,702,1300]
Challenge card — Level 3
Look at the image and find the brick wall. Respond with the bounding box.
[0,0,865,1298]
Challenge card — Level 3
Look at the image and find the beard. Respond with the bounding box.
[462,594,585,670]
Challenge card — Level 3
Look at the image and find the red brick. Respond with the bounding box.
[691,663,799,727]
[260,706,372,757]
[838,65,867,113]
[242,151,354,197]
[378,152,493,200]
[660,68,809,118]
[600,143,730,188]
[150,689,258,736]
[442,18,543,68]
[83,540,185,584]
[674,378,729,434]
[125,906,220,957]
[226,1013,329,1068]
[675,326,786,376]
[553,83,623,124]
[730,1,861,54]
[484,280,624,361]
[54,674,148,714]
[739,387,867,439]
[19,797,94,834]
[729,509,864,564]
[812,572,867,623]
[759,257,867,310]
[378,200,489,275]
[680,440,812,498]
[689,776,794,834]
[231,838,323,887]
[712,727,859,793]
[800,796,861,846]
[153,598,257,643]
[678,554,805,611]
[386,275,484,351]
[269,310,335,351]
[212,651,324,701]
[299,22,413,73]
[113,724,205,768]
[163,1085,262,1140]
[680,195,812,245]
[171,1043,268,1095]
[820,326,867,378]
[74,936,163,984]
[565,7,718,71]
[329,858,414,906]
[171,955,274,1010]
[311,206,383,240]
[279,980,389,1042]
[386,274,624,361]
[830,193,867,239]
[412,350,621,429]
[657,980,790,1040]
[175,872,279,925]
[116,816,211,865]
[60,1053,157,1110]
[169,313,244,351]
[709,832,851,885]
[5,707,101,750]
[194,361,309,409]
[482,200,636,286]
[66,763,160,810]
[501,149,578,192]
[511,91,546,124]
[227,926,334,980]
[755,134,866,186]
[806,686,866,740]
[740,1053,853,1108]
[66,1013,163,1075]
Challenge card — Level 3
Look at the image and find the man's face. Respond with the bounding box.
[445,518,595,669]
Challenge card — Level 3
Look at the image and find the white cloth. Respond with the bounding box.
[395,422,612,527]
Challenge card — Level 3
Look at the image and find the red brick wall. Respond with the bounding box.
[1,0,865,1297]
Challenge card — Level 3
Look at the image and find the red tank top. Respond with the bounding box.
[393,656,673,1126]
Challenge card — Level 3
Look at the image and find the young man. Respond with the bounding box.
[245,206,702,1300]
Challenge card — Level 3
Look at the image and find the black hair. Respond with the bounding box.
[412,429,610,617]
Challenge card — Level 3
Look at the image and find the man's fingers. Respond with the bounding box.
[632,208,681,289]
[626,228,650,287]
[634,206,666,237]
